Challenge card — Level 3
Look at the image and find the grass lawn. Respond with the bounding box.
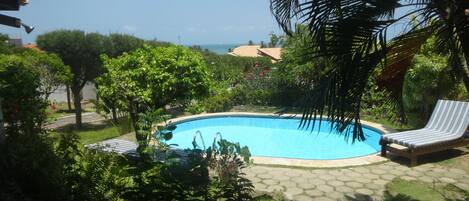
[46,101,96,122]
[385,178,468,201]
[51,118,133,144]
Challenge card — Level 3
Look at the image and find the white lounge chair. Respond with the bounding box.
[380,99,469,166]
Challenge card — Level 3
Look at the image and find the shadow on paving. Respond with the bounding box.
[53,121,112,132]
[387,148,468,167]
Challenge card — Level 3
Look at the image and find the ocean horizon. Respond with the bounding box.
[188,44,241,55]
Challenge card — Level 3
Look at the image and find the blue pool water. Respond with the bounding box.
[166,116,382,160]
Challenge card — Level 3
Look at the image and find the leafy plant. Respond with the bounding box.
[206,138,253,200]
[204,91,235,113]
[186,101,205,114]
[0,54,47,137]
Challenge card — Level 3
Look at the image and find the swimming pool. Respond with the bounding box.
[166,115,382,160]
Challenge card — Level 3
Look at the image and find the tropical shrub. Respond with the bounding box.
[403,55,456,118]
[0,54,65,200]
[272,25,329,106]
[204,91,235,113]
[186,101,205,114]
[56,133,133,201]
[0,134,65,201]
[402,35,468,123]
[0,54,47,136]
[206,139,253,200]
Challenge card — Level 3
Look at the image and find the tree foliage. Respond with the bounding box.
[20,50,72,99]
[0,54,65,200]
[106,33,145,58]
[273,25,329,105]
[0,55,47,136]
[97,45,211,153]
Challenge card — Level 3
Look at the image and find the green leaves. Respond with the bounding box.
[98,45,211,158]
[0,54,48,136]
[20,49,72,98]
[98,45,211,110]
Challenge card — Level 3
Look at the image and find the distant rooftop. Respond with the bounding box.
[23,43,41,51]
[228,45,282,62]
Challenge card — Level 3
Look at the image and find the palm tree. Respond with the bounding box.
[270,0,469,141]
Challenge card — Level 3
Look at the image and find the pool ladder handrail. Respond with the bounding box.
[194,130,206,150]
[214,132,223,141]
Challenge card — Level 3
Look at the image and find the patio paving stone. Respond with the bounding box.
[355,188,374,195]
[335,186,354,193]
[280,181,298,189]
[248,161,468,200]
[263,179,279,185]
[304,189,324,197]
[296,182,315,190]
[264,185,284,193]
[327,191,345,200]
[345,181,364,188]
[293,195,313,201]
[316,185,334,193]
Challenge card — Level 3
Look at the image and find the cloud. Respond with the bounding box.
[122,25,138,32]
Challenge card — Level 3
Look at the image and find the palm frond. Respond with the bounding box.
[377,24,436,100]
[270,0,439,141]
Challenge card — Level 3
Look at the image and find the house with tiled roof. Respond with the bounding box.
[23,43,41,51]
[228,45,282,63]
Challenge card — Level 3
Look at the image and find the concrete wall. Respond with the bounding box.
[48,82,97,102]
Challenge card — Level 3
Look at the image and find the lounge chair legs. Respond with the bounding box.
[410,154,418,167]
[380,139,388,157]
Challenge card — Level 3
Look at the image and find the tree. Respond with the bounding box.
[273,25,327,105]
[37,30,109,128]
[0,55,47,136]
[260,41,266,48]
[270,0,469,141]
[248,40,254,46]
[97,45,211,153]
[21,50,72,99]
[0,34,13,54]
[269,32,283,47]
[106,33,145,58]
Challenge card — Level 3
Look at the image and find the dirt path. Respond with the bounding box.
[44,112,107,130]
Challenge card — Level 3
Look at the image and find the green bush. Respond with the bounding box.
[0,54,47,136]
[0,134,66,201]
[56,133,134,201]
[361,79,399,123]
[186,101,205,114]
[204,92,234,113]
[403,54,458,119]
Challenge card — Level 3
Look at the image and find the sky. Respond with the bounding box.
[0,0,282,45]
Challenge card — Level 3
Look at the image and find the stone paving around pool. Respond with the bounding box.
[244,162,469,201]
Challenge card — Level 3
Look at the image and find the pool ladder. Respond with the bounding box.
[193,131,223,150]
[194,130,206,150]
